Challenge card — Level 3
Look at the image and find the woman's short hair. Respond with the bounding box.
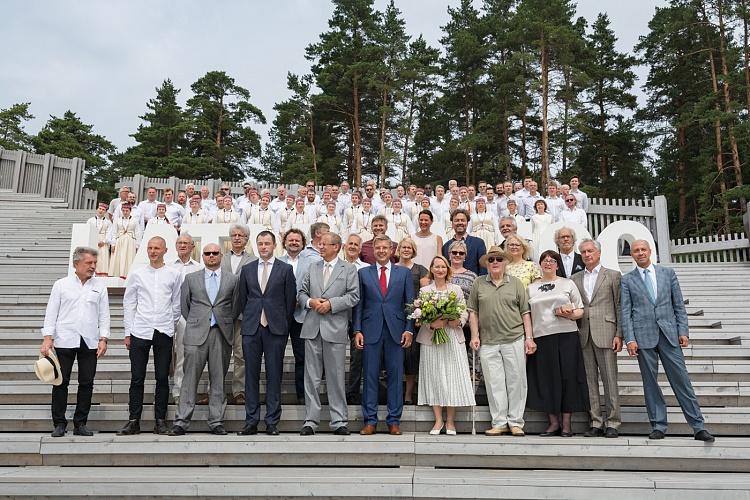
[427,255,453,282]
[539,249,563,269]
[447,240,467,256]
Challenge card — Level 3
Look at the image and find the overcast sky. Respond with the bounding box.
[2,0,664,152]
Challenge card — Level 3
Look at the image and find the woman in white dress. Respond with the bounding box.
[183,197,208,224]
[213,196,240,224]
[351,197,375,242]
[317,201,342,234]
[530,199,553,261]
[381,191,394,216]
[147,204,171,226]
[443,197,460,241]
[107,203,141,278]
[87,203,111,276]
[245,194,274,231]
[285,197,310,232]
[417,255,475,435]
[277,195,296,232]
[387,198,414,243]
[412,210,443,269]
[468,197,498,251]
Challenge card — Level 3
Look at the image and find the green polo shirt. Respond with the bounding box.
[467,273,529,345]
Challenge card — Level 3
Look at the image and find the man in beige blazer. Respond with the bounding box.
[572,238,622,438]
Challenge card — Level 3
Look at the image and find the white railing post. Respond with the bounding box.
[654,195,671,264]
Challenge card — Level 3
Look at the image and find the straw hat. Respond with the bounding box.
[479,245,506,268]
[34,351,63,386]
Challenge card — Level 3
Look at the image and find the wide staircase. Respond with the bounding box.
[1,192,750,498]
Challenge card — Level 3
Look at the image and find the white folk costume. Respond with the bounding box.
[468,210,498,251]
[278,206,295,232]
[317,213,342,234]
[87,215,112,275]
[285,209,310,232]
[245,206,274,231]
[147,216,171,227]
[386,211,414,243]
[350,209,374,241]
[213,208,240,224]
[107,216,141,278]
[183,210,208,225]
[531,212,554,260]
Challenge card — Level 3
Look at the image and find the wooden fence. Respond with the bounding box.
[0,148,93,209]
[670,233,750,263]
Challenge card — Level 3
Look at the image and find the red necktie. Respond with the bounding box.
[379,266,388,296]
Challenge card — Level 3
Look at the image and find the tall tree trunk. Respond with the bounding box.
[742,0,750,115]
[308,110,317,181]
[540,33,551,187]
[677,124,688,224]
[560,67,571,174]
[401,84,417,185]
[378,87,389,188]
[464,103,471,185]
[716,0,746,209]
[520,110,528,179]
[501,103,510,181]
[598,93,608,196]
[352,73,362,188]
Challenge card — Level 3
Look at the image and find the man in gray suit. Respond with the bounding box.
[298,232,360,435]
[572,239,622,438]
[220,223,256,405]
[170,243,239,435]
[621,239,714,442]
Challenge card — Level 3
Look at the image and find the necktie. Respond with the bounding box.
[643,268,656,303]
[379,266,388,296]
[260,261,269,327]
[207,272,218,326]
[323,263,331,288]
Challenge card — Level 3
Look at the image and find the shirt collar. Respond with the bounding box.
[324,257,339,266]
[174,257,199,266]
[378,261,392,271]
[205,268,221,278]
[639,263,655,276]
[261,256,275,266]
[585,264,601,275]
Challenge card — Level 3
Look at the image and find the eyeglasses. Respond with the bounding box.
[507,243,521,248]
[566,198,576,202]
[203,251,220,256]
[486,256,504,263]
[541,259,558,265]
[450,251,466,256]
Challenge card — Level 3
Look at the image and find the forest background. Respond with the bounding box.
[2,0,749,238]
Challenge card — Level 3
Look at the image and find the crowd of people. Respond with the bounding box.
[39,176,714,443]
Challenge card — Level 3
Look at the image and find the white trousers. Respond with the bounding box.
[480,335,527,428]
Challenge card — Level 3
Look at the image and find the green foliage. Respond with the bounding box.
[0,103,34,150]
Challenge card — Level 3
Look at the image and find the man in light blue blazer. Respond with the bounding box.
[621,240,714,442]
[352,235,415,435]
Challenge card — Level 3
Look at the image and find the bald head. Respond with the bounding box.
[202,243,223,270]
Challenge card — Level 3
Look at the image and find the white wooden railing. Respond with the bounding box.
[670,233,750,263]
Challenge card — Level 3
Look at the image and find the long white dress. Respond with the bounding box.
[468,211,498,252]
[387,211,414,243]
[349,209,374,241]
[531,212,553,261]
[107,216,141,278]
[317,213,342,235]
[416,283,476,407]
[87,216,111,275]
[213,209,240,224]
[412,233,440,272]
[183,211,208,225]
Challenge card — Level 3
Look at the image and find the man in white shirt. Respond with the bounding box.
[117,236,182,436]
[41,246,110,437]
[497,181,515,217]
[269,185,287,214]
[559,194,588,228]
[337,181,352,209]
[430,185,450,218]
[570,176,590,211]
[108,186,130,220]
[163,188,186,229]
[170,234,203,403]
[304,189,323,221]
[519,181,543,219]
[545,182,565,222]
[363,181,384,213]
[138,187,160,225]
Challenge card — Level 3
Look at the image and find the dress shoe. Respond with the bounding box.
[228,393,245,405]
[485,425,510,436]
[560,430,574,437]
[510,426,525,437]
[210,425,227,436]
[196,394,209,405]
[154,419,169,435]
[694,430,715,443]
[169,425,186,436]
[388,424,402,435]
[648,429,665,440]
[446,428,457,436]
[583,427,604,438]
[266,424,280,435]
[73,424,93,436]
[116,420,140,436]
[51,424,66,437]
[237,424,258,435]
[429,424,445,436]
[333,426,350,436]
[360,424,377,435]
[300,425,315,436]
[539,428,562,437]
[605,427,619,438]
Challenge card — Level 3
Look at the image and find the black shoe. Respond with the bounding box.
[51,424,66,438]
[116,420,140,436]
[168,425,186,436]
[237,424,258,435]
[210,425,227,436]
[605,427,619,438]
[73,424,93,436]
[333,426,350,436]
[583,427,603,438]
[560,430,574,437]
[694,430,715,443]
[300,425,315,436]
[539,428,561,437]
[266,424,280,436]
[154,419,169,435]
[648,429,665,440]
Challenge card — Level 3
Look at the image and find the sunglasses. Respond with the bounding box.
[566,198,576,202]
[451,251,466,256]
[203,251,220,256]
[486,256,504,263]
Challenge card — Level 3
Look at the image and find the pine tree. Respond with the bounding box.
[0,103,34,150]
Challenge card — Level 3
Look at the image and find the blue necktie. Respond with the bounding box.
[207,272,218,326]
[643,269,656,303]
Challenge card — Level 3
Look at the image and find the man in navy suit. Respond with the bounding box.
[237,231,297,436]
[353,234,415,435]
[621,239,714,442]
